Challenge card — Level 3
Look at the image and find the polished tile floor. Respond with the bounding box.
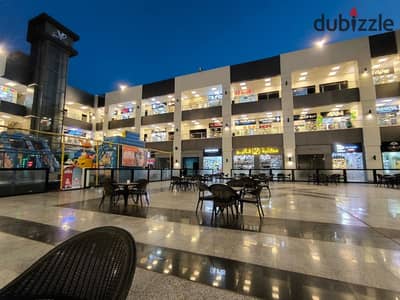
[1,181,400,299]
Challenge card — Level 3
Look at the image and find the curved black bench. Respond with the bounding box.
[0,226,136,300]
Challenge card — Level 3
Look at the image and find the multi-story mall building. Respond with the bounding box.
[1,13,400,174]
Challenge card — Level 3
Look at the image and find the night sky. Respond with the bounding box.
[0,0,399,94]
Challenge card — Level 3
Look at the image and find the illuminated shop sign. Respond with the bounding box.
[259,117,281,124]
[381,141,400,152]
[320,110,350,117]
[208,94,223,101]
[239,94,257,103]
[203,148,222,156]
[0,85,17,103]
[64,128,86,137]
[234,88,253,96]
[372,67,394,76]
[293,113,317,121]
[208,122,223,128]
[235,119,256,126]
[235,147,280,155]
[333,143,362,153]
[121,107,134,114]
[376,105,399,114]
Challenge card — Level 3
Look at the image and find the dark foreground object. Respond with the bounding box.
[0,226,136,300]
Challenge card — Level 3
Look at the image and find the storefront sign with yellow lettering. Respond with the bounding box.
[235,147,280,155]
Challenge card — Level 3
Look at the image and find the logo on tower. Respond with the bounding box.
[52,30,68,41]
[314,8,394,32]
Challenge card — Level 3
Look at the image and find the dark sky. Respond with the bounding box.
[0,0,399,94]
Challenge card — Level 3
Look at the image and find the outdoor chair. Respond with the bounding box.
[169,176,181,191]
[0,226,136,300]
[209,184,240,220]
[100,177,124,207]
[129,179,150,206]
[253,174,271,199]
[195,182,214,213]
[239,184,264,218]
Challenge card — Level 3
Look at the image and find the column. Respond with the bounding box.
[281,75,296,169]
[92,95,99,139]
[357,54,382,169]
[173,91,182,169]
[222,83,232,175]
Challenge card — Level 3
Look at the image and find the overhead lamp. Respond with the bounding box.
[151,98,156,101]
[328,71,337,76]
[372,64,380,69]
[168,95,173,98]
[315,38,326,48]
[382,99,393,102]
[119,84,127,91]
[378,58,388,63]
[265,78,271,82]
[265,83,271,87]
[80,106,88,109]
[212,87,217,91]
[239,82,246,86]
[241,86,247,90]
[300,72,308,76]
[376,103,384,107]
[298,76,306,81]
[5,82,16,87]
[331,66,340,71]
[335,104,344,108]
[191,91,196,94]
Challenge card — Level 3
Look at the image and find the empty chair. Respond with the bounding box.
[0,226,136,300]
[169,176,181,191]
[239,184,264,218]
[195,182,214,213]
[253,173,271,199]
[209,184,239,219]
[99,177,124,207]
[130,179,150,205]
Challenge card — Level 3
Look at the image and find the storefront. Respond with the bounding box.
[332,143,364,169]
[294,110,355,132]
[203,148,222,172]
[0,85,18,103]
[63,128,93,146]
[111,105,135,120]
[233,147,282,169]
[381,141,400,169]
[377,105,400,126]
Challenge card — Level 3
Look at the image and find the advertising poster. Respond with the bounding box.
[121,145,147,167]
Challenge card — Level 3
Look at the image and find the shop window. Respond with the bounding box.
[190,129,207,139]
[293,85,316,96]
[258,91,280,101]
[319,81,348,93]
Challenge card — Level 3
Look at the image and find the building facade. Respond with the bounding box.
[1,13,400,174]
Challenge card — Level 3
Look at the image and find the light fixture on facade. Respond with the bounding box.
[315,38,326,48]
[119,84,127,91]
[168,95,173,98]
[335,104,344,108]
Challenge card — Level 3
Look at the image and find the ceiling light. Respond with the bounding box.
[378,58,388,63]
[265,78,271,82]
[335,104,344,108]
[26,88,34,93]
[300,72,308,76]
[212,87,217,91]
[383,99,393,102]
[117,104,123,107]
[151,98,156,101]
[298,76,306,81]
[315,38,326,48]
[2,115,11,119]
[192,120,197,123]
[5,82,16,87]
[376,103,385,107]
[66,101,74,105]
[372,64,381,69]
[80,106,88,109]
[302,108,310,111]
[328,71,337,76]
[241,86,247,90]
[191,91,196,94]
[265,83,271,86]
[168,95,173,98]
[332,66,340,71]
[119,84,127,91]
[132,101,136,104]
[240,82,246,86]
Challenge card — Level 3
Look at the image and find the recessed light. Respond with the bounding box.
[335,104,344,108]
[241,86,247,90]
[212,87,217,91]
[264,78,271,82]
[265,83,271,87]
[383,99,393,102]
[298,76,306,81]
[66,101,74,105]
[378,58,388,63]
[300,72,308,76]
[372,64,381,69]
[191,91,196,94]
[376,103,385,107]
[328,71,337,76]
[80,106,88,109]
[240,82,246,86]
[5,82,16,87]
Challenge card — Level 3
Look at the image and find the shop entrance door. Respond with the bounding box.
[297,154,325,169]
[183,157,199,176]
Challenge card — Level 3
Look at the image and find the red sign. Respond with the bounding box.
[62,166,74,189]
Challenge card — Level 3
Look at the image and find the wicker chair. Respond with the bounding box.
[209,184,239,219]
[0,226,136,300]
[196,182,214,213]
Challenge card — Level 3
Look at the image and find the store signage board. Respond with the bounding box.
[208,122,223,128]
[203,148,222,156]
[376,105,399,114]
[235,119,257,126]
[381,141,400,152]
[372,67,394,76]
[259,117,281,124]
[293,113,317,121]
[239,94,257,103]
[320,110,350,117]
[235,147,280,155]
[333,143,362,153]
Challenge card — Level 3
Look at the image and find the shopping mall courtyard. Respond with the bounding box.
[1,181,400,299]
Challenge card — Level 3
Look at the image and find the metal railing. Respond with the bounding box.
[83,168,215,188]
[231,168,400,184]
[0,168,49,197]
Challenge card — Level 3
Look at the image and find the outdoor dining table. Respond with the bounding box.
[114,182,139,207]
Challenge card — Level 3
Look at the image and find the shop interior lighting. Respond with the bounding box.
[298,76,306,81]
[5,82,16,87]
[264,78,271,82]
[241,86,247,90]
[212,87,217,91]
[382,99,393,102]
[240,82,246,86]
[191,91,196,94]
[378,58,388,63]
[300,72,308,76]
[168,95,173,98]
[328,71,337,76]
[331,66,340,71]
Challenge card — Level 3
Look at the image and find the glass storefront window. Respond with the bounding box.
[233,147,282,169]
[203,156,222,172]
[376,99,400,126]
[231,76,281,104]
[232,113,282,136]
[181,85,223,110]
[372,54,400,85]
[382,142,400,169]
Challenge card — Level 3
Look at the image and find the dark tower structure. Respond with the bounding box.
[27,13,79,137]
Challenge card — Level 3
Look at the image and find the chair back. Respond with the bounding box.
[227,179,244,187]
[198,182,209,192]
[209,184,238,203]
[241,177,257,189]
[103,177,115,196]
[0,226,136,300]
[136,179,149,191]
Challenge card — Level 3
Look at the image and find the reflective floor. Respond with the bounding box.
[1,181,400,299]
